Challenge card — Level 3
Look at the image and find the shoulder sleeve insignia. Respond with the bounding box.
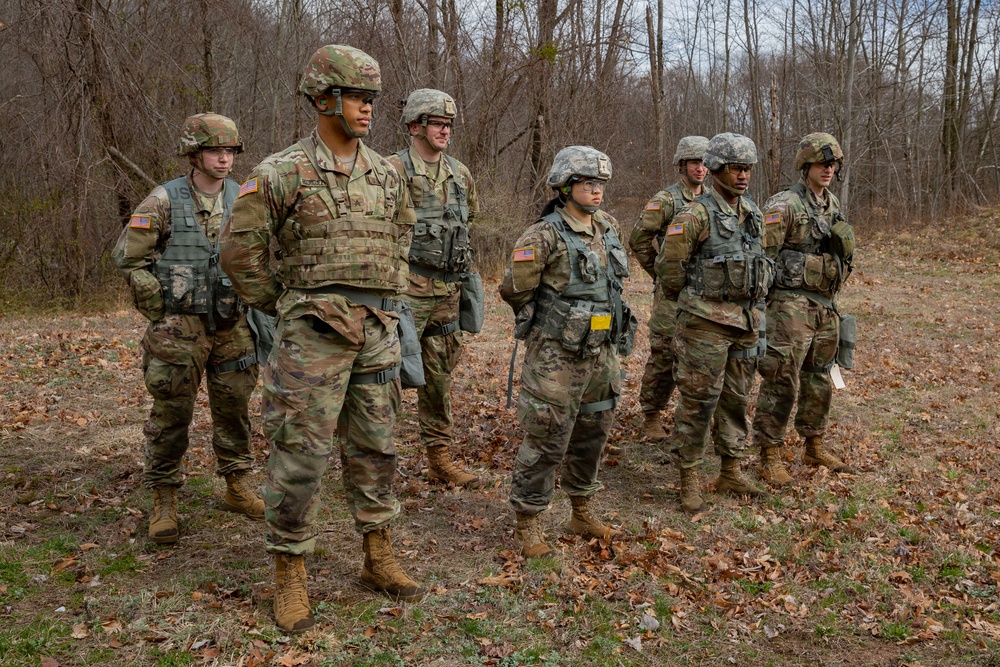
[645,200,661,211]
[666,223,684,236]
[513,247,535,262]
[129,215,152,229]
[238,178,259,198]
[765,212,782,225]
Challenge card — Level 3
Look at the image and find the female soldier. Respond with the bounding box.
[499,146,636,558]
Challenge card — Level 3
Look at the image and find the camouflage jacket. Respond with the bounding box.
[654,188,763,332]
[219,131,415,345]
[629,180,700,279]
[112,172,227,279]
[386,146,479,298]
[499,207,621,314]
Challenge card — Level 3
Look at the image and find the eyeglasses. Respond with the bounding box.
[203,147,237,157]
[579,179,607,192]
[426,120,453,131]
[726,164,753,174]
[342,90,377,105]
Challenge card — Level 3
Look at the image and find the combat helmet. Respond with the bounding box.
[401,89,457,125]
[703,133,757,171]
[299,44,381,138]
[546,146,612,190]
[177,113,243,156]
[794,132,843,171]
[673,136,709,165]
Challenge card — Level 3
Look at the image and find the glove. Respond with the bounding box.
[130,269,164,321]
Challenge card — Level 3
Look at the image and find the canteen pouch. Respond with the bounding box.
[617,304,639,357]
[829,219,855,260]
[397,300,426,388]
[248,309,276,366]
[459,272,485,333]
[837,313,856,369]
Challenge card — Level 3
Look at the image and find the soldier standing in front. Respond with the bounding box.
[388,89,482,489]
[500,146,636,558]
[111,113,264,546]
[754,133,856,486]
[220,45,422,634]
[655,133,772,514]
[629,136,709,441]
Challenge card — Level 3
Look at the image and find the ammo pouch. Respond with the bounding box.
[459,272,484,333]
[775,249,837,293]
[829,219,855,260]
[156,264,210,314]
[691,253,771,301]
[837,313,856,369]
[213,272,240,320]
[617,302,639,357]
[562,303,612,356]
[397,300,425,388]
[513,302,535,340]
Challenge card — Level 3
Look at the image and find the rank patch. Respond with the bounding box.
[666,223,684,236]
[765,212,782,225]
[238,178,258,198]
[645,201,661,211]
[129,215,152,229]
[513,247,535,262]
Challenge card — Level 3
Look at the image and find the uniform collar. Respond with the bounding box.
[408,144,453,183]
[312,130,374,180]
[798,178,830,210]
[676,179,699,201]
[557,205,608,237]
[184,172,223,215]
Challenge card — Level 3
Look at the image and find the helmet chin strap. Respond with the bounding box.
[316,89,368,139]
[714,176,746,198]
[572,196,600,214]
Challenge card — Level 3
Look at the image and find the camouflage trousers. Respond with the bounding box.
[753,293,839,447]
[140,313,258,488]
[639,288,679,412]
[262,312,402,555]
[669,312,758,468]
[509,333,621,515]
[401,289,463,449]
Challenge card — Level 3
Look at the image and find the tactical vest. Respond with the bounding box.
[685,194,770,303]
[278,137,406,291]
[773,182,847,297]
[152,177,240,326]
[532,212,631,356]
[395,149,471,280]
[664,183,689,224]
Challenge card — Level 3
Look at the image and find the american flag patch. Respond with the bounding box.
[129,215,151,229]
[238,178,259,198]
[666,223,684,236]
[765,212,781,225]
[645,201,661,210]
[513,247,535,262]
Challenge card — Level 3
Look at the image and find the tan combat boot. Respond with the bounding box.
[149,486,179,544]
[273,553,315,634]
[803,435,855,473]
[640,410,668,440]
[677,465,707,514]
[221,472,265,520]
[426,445,481,488]
[716,456,769,499]
[568,496,621,540]
[361,527,426,602]
[513,512,554,558]
[759,446,794,487]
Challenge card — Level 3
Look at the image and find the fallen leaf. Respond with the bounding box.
[71,623,91,639]
[76,417,88,426]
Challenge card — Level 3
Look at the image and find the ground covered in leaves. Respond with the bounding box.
[3,209,1000,666]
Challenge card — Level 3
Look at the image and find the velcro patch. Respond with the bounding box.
[765,212,782,225]
[129,215,152,229]
[645,200,661,211]
[238,178,258,198]
[666,223,684,236]
[513,247,535,262]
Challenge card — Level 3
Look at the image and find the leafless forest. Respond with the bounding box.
[1,0,998,302]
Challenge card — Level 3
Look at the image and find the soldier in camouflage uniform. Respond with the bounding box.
[219,45,422,634]
[629,136,710,441]
[655,133,772,514]
[112,113,263,546]
[753,133,856,485]
[499,146,636,558]
[388,89,481,488]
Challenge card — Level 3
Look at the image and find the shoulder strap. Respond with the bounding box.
[395,148,417,179]
[162,177,197,232]
[296,136,349,218]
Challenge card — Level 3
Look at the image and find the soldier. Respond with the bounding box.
[499,146,636,558]
[629,136,710,441]
[655,133,772,514]
[388,89,481,488]
[111,113,264,545]
[753,133,856,485]
[219,45,421,634]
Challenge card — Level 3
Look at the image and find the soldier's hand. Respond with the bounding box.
[130,269,164,322]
